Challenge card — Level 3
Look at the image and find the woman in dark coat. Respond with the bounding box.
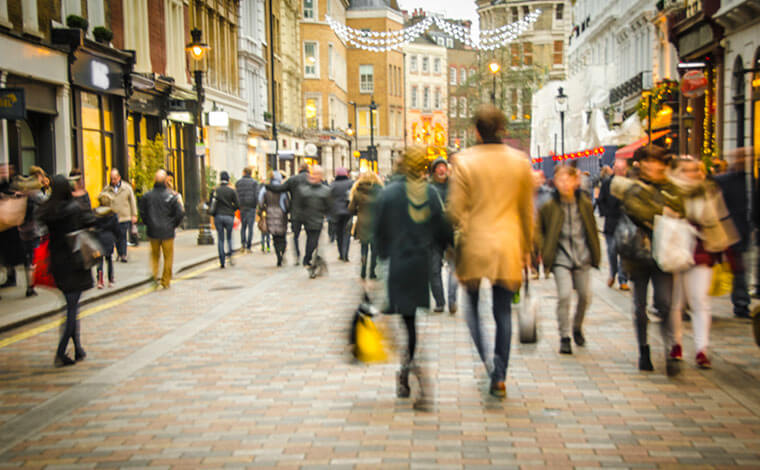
[349,171,383,279]
[374,146,453,408]
[259,171,290,267]
[38,175,96,367]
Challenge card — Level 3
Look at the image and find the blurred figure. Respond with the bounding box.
[138,170,185,288]
[597,159,630,290]
[100,169,137,262]
[259,170,290,266]
[38,175,96,366]
[0,163,24,292]
[349,171,383,279]
[94,193,120,288]
[236,166,259,253]
[68,168,91,211]
[17,167,48,297]
[428,157,457,314]
[374,145,453,409]
[713,149,751,318]
[296,165,331,269]
[330,167,353,262]
[211,171,240,268]
[266,163,311,264]
[531,169,551,279]
[448,106,534,398]
[537,165,600,355]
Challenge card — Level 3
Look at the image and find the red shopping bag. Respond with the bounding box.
[32,238,56,288]
[234,210,241,229]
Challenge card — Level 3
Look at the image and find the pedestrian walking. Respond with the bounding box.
[537,165,601,355]
[38,175,96,367]
[597,159,630,290]
[0,164,25,294]
[428,157,458,314]
[99,169,137,262]
[295,165,331,269]
[374,145,453,409]
[259,171,290,266]
[448,106,534,398]
[611,144,683,372]
[210,171,239,268]
[138,170,185,288]
[94,193,120,289]
[266,163,311,265]
[330,167,353,262]
[236,166,259,253]
[349,171,383,279]
[17,168,48,297]
[68,168,92,211]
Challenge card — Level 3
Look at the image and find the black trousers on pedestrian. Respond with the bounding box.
[273,235,286,265]
[360,242,377,278]
[292,221,303,258]
[116,221,130,258]
[335,214,352,260]
[303,229,321,266]
[57,291,83,358]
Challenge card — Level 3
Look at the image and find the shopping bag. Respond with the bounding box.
[709,262,733,297]
[129,223,139,246]
[652,215,697,273]
[66,229,103,270]
[350,294,388,364]
[0,195,27,232]
[517,270,538,344]
[32,238,56,288]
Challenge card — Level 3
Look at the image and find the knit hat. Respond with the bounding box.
[220,171,230,182]
[429,157,448,174]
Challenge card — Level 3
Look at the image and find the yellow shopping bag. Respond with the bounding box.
[354,315,388,364]
[709,262,733,297]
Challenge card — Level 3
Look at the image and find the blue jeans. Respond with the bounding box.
[215,215,234,266]
[466,284,512,383]
[240,208,255,250]
[261,232,270,250]
[605,233,627,284]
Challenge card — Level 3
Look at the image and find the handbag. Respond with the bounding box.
[0,195,28,232]
[614,213,651,262]
[129,223,139,246]
[709,261,733,297]
[350,293,388,364]
[66,229,103,270]
[32,237,56,288]
[652,215,697,273]
[257,211,268,233]
[208,190,217,216]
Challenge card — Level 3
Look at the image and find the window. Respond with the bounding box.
[423,87,430,110]
[359,65,373,93]
[510,88,518,118]
[436,37,444,46]
[328,43,334,79]
[305,97,320,129]
[556,3,564,20]
[449,67,457,85]
[511,43,520,67]
[450,97,457,117]
[460,67,466,84]
[460,97,467,117]
[358,108,379,136]
[511,6,518,22]
[553,40,564,65]
[524,42,533,66]
[411,86,418,108]
[523,5,529,17]
[410,55,418,72]
[470,68,477,87]
[422,56,429,73]
[434,57,441,74]
[434,88,441,109]
[303,0,315,19]
[446,38,453,48]
[304,41,318,77]
[522,88,532,119]
[80,91,115,199]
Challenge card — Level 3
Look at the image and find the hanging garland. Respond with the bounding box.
[325,9,541,53]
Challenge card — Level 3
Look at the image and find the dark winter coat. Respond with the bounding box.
[266,169,310,223]
[261,189,289,236]
[235,175,259,210]
[38,199,96,293]
[597,175,624,235]
[296,182,331,231]
[0,179,24,266]
[349,180,381,244]
[714,171,749,250]
[211,184,239,217]
[536,190,601,271]
[138,183,185,240]
[329,175,353,218]
[94,208,120,257]
[374,179,453,316]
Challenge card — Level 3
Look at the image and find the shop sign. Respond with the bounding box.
[681,70,708,98]
[0,88,26,120]
[71,51,125,95]
[195,143,206,157]
[208,111,229,128]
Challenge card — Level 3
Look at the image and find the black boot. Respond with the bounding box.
[397,362,411,398]
[639,345,654,371]
[360,260,367,279]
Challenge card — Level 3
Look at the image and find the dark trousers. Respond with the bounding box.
[431,249,458,309]
[360,242,377,279]
[215,215,235,267]
[402,314,417,361]
[292,221,303,258]
[466,284,512,382]
[335,214,352,260]
[57,291,83,357]
[240,208,256,250]
[97,255,114,282]
[22,237,39,290]
[273,235,286,265]
[304,229,321,265]
[116,221,130,258]
[730,245,750,316]
[631,264,673,350]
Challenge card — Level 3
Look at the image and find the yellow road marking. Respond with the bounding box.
[0,263,218,349]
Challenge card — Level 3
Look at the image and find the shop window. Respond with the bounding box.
[166,123,186,197]
[18,121,36,175]
[80,91,114,199]
[357,108,378,137]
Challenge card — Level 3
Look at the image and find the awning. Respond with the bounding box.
[615,130,670,160]
[277,151,294,160]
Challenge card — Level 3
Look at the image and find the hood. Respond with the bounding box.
[429,157,448,174]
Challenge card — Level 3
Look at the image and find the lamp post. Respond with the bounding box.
[346,124,354,171]
[369,98,377,172]
[186,27,213,245]
[555,86,568,157]
[488,61,500,104]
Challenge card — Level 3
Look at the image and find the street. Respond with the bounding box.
[0,238,759,469]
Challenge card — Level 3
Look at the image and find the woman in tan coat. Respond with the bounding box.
[448,106,534,398]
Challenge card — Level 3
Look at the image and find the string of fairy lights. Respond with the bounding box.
[325,9,541,53]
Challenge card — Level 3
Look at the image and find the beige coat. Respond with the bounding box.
[100,181,137,223]
[448,144,534,291]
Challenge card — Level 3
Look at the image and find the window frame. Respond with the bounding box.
[303,0,316,20]
[303,41,320,78]
[449,67,456,85]
[450,96,457,117]
[359,64,374,94]
[421,56,429,74]
[433,57,441,74]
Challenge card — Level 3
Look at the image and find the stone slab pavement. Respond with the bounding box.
[0,235,759,469]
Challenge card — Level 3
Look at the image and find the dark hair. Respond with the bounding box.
[243,166,253,176]
[474,105,506,144]
[166,170,175,178]
[69,168,82,178]
[632,144,668,163]
[48,174,73,204]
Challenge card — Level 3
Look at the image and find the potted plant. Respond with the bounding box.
[263,111,272,123]
[130,135,168,240]
[93,26,113,44]
[66,15,88,34]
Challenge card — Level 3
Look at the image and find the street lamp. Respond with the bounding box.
[346,124,354,171]
[348,100,358,161]
[488,61,500,104]
[369,98,377,172]
[554,86,568,157]
[186,27,214,245]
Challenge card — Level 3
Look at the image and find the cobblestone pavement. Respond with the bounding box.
[0,239,759,469]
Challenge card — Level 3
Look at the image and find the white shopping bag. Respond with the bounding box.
[652,214,697,273]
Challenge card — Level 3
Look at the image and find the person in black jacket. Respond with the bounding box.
[596,159,629,291]
[329,167,353,261]
[38,175,96,367]
[138,170,185,288]
[211,171,240,268]
[94,193,120,289]
[296,165,331,269]
[266,163,311,264]
[235,166,258,253]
